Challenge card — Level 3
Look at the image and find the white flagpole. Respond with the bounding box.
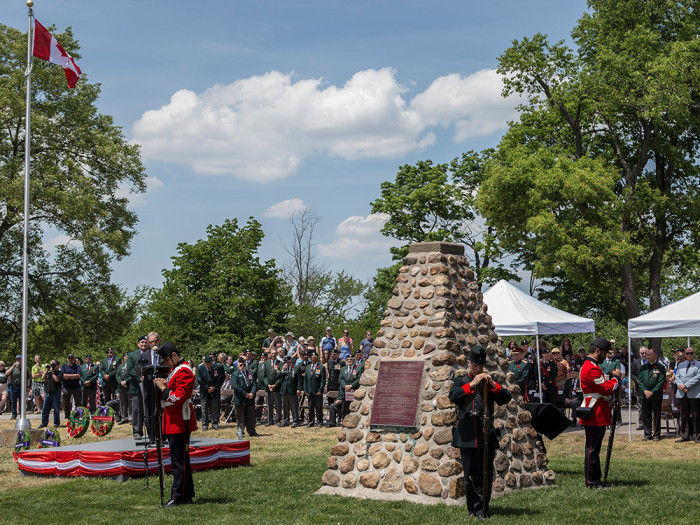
[16,0,35,432]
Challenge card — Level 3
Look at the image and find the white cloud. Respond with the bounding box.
[114,176,164,209]
[262,198,308,219]
[44,234,83,252]
[318,213,401,259]
[131,68,518,182]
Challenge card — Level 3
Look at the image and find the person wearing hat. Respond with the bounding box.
[326,353,361,427]
[304,350,326,426]
[231,356,258,438]
[325,349,343,411]
[294,349,310,424]
[579,337,621,488]
[100,348,121,405]
[508,347,530,402]
[39,360,63,428]
[153,343,197,506]
[80,354,100,411]
[279,356,299,427]
[255,352,268,421]
[126,335,157,441]
[197,355,221,431]
[283,332,298,358]
[449,345,512,518]
[60,353,82,422]
[638,347,666,442]
[115,352,130,423]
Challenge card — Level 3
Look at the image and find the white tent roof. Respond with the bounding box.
[482,280,595,336]
[627,291,700,338]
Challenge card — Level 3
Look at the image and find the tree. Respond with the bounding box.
[357,262,401,330]
[0,23,146,360]
[370,154,518,288]
[477,1,700,327]
[145,218,290,356]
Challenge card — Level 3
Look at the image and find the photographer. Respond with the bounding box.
[39,361,63,428]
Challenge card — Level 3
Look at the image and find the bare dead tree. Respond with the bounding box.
[283,208,328,306]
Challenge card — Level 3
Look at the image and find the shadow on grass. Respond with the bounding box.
[493,506,542,517]
[608,479,649,488]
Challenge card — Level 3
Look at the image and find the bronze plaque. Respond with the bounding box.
[370,361,424,430]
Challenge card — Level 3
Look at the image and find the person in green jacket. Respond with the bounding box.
[600,348,622,377]
[80,354,100,411]
[304,351,326,427]
[100,348,121,404]
[325,353,361,427]
[508,349,530,401]
[231,357,258,439]
[263,351,282,425]
[638,347,666,441]
[449,346,512,519]
[115,353,129,424]
[279,356,299,427]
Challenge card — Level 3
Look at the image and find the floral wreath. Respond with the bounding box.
[90,405,115,437]
[13,430,31,462]
[67,406,90,438]
[38,428,62,448]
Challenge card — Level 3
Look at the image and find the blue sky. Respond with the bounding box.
[3,0,588,294]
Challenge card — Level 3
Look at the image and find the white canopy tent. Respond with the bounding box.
[483,280,596,401]
[626,291,700,440]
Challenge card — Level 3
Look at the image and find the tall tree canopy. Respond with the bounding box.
[0,23,146,357]
[145,218,290,355]
[477,0,700,324]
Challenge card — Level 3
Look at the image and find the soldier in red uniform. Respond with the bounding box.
[579,337,621,489]
[154,343,197,506]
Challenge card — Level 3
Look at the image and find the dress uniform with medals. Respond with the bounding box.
[263,356,282,425]
[304,351,326,426]
[231,357,258,439]
[449,346,512,518]
[508,352,530,401]
[638,353,666,441]
[155,343,197,506]
[279,356,299,426]
[327,355,361,427]
[579,337,619,488]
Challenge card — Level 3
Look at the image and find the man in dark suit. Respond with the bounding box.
[304,350,326,427]
[563,369,583,426]
[263,350,282,425]
[630,346,648,430]
[100,348,121,404]
[197,356,221,431]
[126,335,158,441]
[80,354,100,411]
[231,357,258,439]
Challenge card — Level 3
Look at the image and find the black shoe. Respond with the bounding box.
[643,436,652,441]
[249,432,261,437]
[134,434,143,440]
[291,423,298,428]
[183,498,193,505]
[653,436,660,442]
[202,426,208,431]
[160,499,181,507]
[307,422,315,427]
[118,420,128,425]
[264,422,272,427]
[38,424,47,428]
[675,438,689,442]
[636,425,644,430]
[212,425,218,430]
[10,416,16,420]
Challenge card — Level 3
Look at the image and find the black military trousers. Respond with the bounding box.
[584,425,606,486]
[167,431,194,502]
[640,397,662,438]
[308,393,323,424]
[679,396,700,440]
[459,446,495,517]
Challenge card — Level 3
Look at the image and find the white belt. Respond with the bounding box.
[584,392,610,402]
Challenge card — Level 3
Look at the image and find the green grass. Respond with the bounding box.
[1,422,698,525]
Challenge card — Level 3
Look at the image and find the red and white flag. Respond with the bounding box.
[32,19,82,88]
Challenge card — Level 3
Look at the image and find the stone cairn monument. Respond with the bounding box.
[317,242,555,504]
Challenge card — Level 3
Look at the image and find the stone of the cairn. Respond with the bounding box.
[317,241,555,504]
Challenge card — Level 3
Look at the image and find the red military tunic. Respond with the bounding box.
[579,356,618,426]
[161,360,198,434]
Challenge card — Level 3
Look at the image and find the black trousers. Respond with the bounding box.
[678,396,699,440]
[63,387,81,419]
[201,393,220,427]
[234,403,257,436]
[584,425,606,486]
[102,382,116,403]
[82,388,97,411]
[167,432,194,502]
[266,390,281,424]
[459,446,495,516]
[640,397,662,438]
[329,399,350,425]
[282,393,298,424]
[308,393,323,424]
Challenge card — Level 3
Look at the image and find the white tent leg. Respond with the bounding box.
[628,336,632,442]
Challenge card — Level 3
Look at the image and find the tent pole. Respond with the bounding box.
[536,334,542,403]
[628,336,632,442]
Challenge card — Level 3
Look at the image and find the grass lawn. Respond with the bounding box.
[1,419,698,524]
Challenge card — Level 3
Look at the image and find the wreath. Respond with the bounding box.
[13,430,31,462]
[38,428,62,448]
[66,406,90,438]
[90,405,115,437]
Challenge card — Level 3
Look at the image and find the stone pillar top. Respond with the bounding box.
[407,242,464,255]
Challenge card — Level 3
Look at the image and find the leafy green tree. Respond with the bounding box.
[357,262,401,331]
[477,0,700,326]
[145,218,290,357]
[371,154,518,288]
[0,23,146,361]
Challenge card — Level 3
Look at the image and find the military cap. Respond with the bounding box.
[469,345,487,365]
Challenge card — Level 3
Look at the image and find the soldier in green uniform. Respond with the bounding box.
[600,348,622,377]
[638,347,666,441]
[197,356,222,430]
[326,353,361,427]
[279,356,299,426]
[231,357,258,439]
[115,353,129,424]
[449,346,512,519]
[508,348,530,401]
[263,351,282,425]
[304,351,326,426]
[80,354,100,411]
[294,349,310,425]
[100,348,121,405]
[254,352,267,421]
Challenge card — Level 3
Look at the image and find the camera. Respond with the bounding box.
[45,364,51,370]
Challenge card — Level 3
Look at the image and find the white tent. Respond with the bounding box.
[628,291,700,338]
[483,280,596,402]
[626,291,700,440]
[483,280,595,336]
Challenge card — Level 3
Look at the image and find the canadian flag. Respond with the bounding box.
[32,19,82,88]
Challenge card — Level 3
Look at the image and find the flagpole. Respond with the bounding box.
[16,0,35,432]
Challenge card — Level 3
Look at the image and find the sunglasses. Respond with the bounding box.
[686,352,695,355]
